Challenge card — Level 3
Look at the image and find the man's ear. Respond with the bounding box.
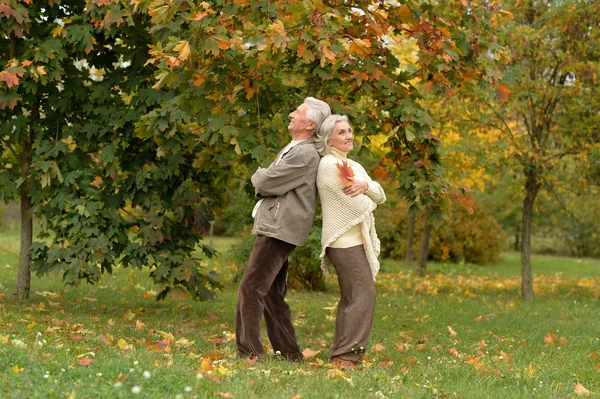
[306,122,317,131]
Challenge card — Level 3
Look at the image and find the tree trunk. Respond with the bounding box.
[520,171,540,301]
[405,211,416,266]
[514,227,520,251]
[416,207,431,277]
[16,132,32,299]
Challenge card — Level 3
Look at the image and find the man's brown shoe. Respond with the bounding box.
[331,356,356,370]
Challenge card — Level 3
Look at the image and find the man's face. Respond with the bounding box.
[288,103,315,137]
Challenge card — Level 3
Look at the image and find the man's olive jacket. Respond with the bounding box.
[251,138,320,246]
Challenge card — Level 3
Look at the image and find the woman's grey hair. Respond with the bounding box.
[315,114,349,156]
[304,97,331,135]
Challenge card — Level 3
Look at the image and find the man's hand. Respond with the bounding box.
[342,177,369,197]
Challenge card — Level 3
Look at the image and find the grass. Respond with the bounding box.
[1,229,600,398]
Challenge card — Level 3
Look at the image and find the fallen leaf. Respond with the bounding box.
[117,338,132,350]
[447,326,457,338]
[474,315,483,322]
[78,357,93,366]
[112,372,126,382]
[11,365,24,373]
[574,381,592,397]
[136,319,145,330]
[302,348,321,359]
[543,331,557,345]
[244,357,258,367]
[216,392,233,398]
[373,343,385,352]
[524,363,536,377]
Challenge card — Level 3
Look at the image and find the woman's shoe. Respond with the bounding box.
[331,356,356,370]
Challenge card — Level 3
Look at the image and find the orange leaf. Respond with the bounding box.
[373,343,385,352]
[78,357,93,366]
[543,331,557,345]
[496,84,511,102]
[190,11,207,21]
[336,160,354,187]
[112,372,126,383]
[0,71,19,88]
[321,46,335,61]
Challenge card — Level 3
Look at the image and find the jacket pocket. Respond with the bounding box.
[256,198,281,230]
[268,201,281,224]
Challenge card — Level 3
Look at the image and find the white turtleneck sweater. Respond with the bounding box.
[316,148,386,279]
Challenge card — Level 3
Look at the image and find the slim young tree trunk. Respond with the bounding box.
[405,211,416,266]
[520,171,540,301]
[416,207,431,277]
[514,227,520,251]
[10,31,32,300]
[16,131,32,299]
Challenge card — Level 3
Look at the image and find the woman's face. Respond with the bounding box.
[329,121,354,153]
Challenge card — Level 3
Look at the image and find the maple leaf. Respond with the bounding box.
[336,160,354,187]
[0,71,19,88]
[574,382,592,396]
[173,40,191,61]
[543,331,557,345]
[496,84,511,102]
[321,46,335,62]
[78,357,93,366]
[302,347,321,359]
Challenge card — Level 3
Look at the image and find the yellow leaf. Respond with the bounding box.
[12,365,24,373]
[175,338,194,348]
[230,138,241,155]
[36,65,46,76]
[200,357,214,373]
[217,365,229,375]
[51,25,64,38]
[524,363,536,377]
[173,40,191,61]
[117,338,132,350]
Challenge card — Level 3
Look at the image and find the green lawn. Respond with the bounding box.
[1,230,600,398]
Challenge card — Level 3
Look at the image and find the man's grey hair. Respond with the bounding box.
[304,97,331,135]
[314,114,349,156]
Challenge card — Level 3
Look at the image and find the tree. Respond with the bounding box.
[0,0,222,300]
[445,0,599,299]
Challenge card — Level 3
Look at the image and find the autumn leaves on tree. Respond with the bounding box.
[1,0,528,299]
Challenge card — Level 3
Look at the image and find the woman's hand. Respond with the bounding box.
[343,177,369,197]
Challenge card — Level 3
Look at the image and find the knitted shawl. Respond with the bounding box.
[317,154,384,280]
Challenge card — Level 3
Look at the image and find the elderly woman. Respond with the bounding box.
[315,114,386,370]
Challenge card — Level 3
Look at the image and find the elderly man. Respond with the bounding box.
[236,97,331,361]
